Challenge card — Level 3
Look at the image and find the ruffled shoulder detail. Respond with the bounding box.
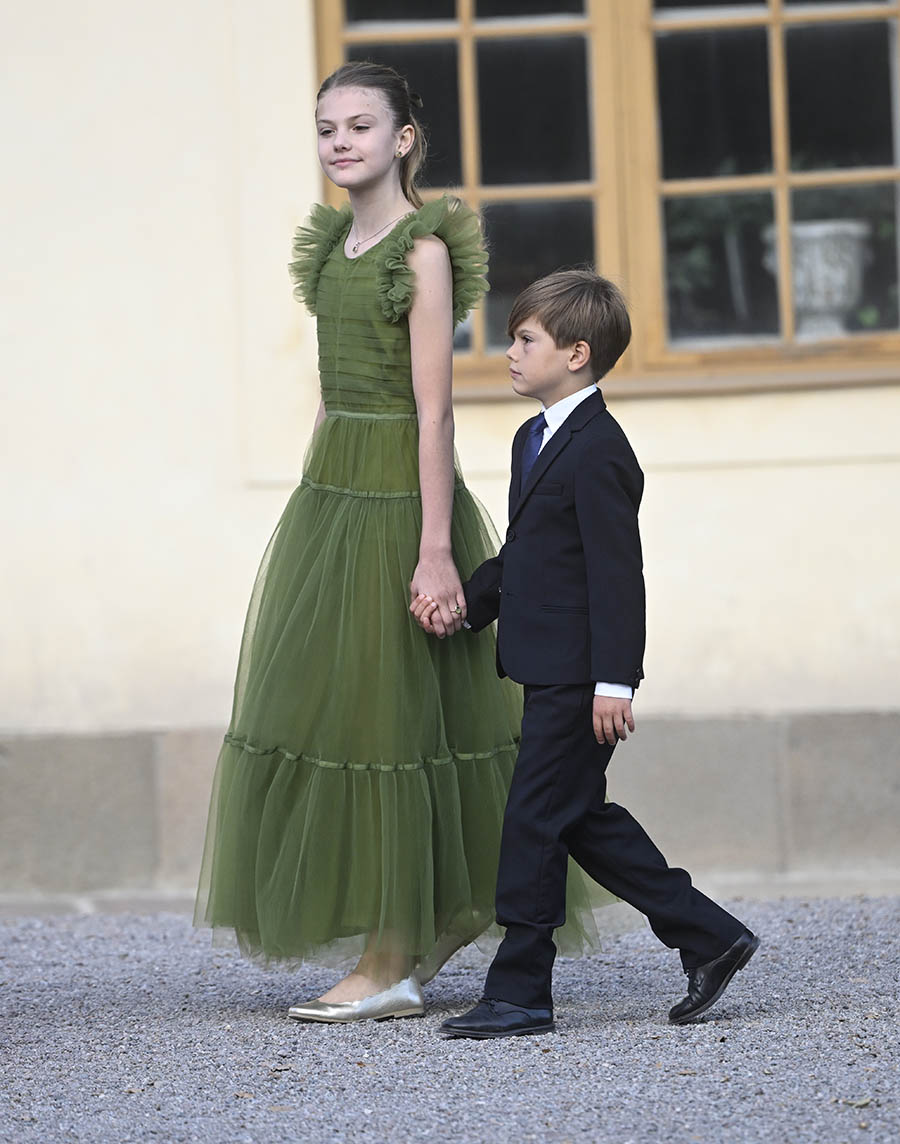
[288,203,353,315]
[376,196,489,327]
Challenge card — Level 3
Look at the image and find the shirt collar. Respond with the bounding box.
[542,383,599,435]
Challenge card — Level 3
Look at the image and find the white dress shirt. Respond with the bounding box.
[538,384,633,702]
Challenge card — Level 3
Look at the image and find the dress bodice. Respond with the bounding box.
[289,197,488,415]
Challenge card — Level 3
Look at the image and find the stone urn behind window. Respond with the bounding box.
[763,220,871,339]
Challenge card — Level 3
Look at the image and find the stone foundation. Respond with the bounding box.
[2,714,898,914]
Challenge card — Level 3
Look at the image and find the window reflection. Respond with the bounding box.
[655,0,766,9]
[345,0,455,19]
[478,38,590,184]
[477,0,583,14]
[786,1,888,6]
[656,28,771,179]
[786,184,899,337]
[482,200,594,349]
[454,314,473,353]
[664,193,779,343]
[787,22,896,171]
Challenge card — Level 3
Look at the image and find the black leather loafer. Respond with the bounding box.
[440,998,554,1039]
[668,929,760,1024]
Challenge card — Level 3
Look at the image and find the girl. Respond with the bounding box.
[194,61,608,1023]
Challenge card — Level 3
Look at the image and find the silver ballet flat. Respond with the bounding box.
[287,975,425,1024]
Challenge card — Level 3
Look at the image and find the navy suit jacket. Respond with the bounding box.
[463,389,645,688]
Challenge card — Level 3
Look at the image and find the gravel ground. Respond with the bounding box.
[1,897,898,1144]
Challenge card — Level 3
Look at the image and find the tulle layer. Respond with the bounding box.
[289,195,488,328]
[197,737,611,967]
[194,415,615,967]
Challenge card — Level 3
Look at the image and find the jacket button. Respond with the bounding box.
[506,527,516,542]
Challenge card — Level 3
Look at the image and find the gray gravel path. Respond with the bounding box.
[1,897,898,1144]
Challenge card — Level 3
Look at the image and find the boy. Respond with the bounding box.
[412,270,758,1039]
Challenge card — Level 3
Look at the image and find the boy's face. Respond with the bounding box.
[506,318,591,407]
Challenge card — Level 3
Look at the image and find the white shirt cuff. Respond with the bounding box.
[594,682,633,700]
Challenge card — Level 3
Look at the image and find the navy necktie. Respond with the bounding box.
[519,412,547,493]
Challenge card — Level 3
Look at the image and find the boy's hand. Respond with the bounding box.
[410,592,452,638]
[593,696,635,746]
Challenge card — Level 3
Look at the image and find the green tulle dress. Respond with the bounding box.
[194,196,613,969]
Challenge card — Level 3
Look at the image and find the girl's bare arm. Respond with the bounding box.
[406,234,466,635]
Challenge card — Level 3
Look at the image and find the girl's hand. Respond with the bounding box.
[410,554,466,637]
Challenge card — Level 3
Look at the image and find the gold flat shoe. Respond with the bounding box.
[287,975,425,1024]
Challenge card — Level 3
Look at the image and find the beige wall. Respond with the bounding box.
[3,0,898,745]
[2,0,321,734]
[457,385,900,716]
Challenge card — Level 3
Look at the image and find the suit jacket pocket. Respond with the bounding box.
[539,603,588,614]
[533,482,563,496]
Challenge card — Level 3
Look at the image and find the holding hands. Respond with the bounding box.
[409,553,466,638]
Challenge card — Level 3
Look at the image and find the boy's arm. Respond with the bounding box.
[459,422,524,632]
[461,550,505,632]
[574,444,646,689]
[413,426,521,637]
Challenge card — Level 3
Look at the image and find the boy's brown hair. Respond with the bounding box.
[506,269,631,379]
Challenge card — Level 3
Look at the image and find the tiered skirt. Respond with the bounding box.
[194,412,612,966]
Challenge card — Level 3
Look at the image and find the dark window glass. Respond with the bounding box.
[656,28,771,179]
[790,183,899,337]
[454,315,472,352]
[655,0,766,8]
[347,43,461,187]
[482,200,594,348]
[664,192,779,342]
[787,22,895,171]
[477,0,583,14]
[346,0,455,20]
[478,38,590,184]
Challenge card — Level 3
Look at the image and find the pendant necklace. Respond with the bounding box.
[350,211,410,255]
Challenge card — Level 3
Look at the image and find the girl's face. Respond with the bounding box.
[316,86,412,194]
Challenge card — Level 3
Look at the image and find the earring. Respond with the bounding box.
[396,150,403,158]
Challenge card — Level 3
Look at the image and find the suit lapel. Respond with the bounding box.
[509,389,607,524]
[508,424,526,522]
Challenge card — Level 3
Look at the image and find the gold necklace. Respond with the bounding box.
[350,211,410,254]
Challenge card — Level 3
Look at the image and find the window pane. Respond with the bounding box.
[478,38,590,184]
[787,22,896,171]
[482,200,594,349]
[655,1,766,8]
[347,43,461,187]
[346,0,455,19]
[789,184,899,338]
[454,315,472,352]
[657,29,771,179]
[664,193,778,342]
[477,0,583,14]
